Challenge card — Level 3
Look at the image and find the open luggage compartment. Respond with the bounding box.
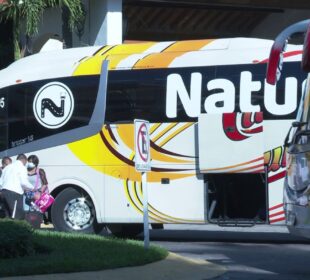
[206,173,267,226]
[198,113,267,226]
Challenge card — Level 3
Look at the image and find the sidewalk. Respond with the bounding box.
[2,253,226,280]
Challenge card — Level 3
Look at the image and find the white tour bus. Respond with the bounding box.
[267,20,310,238]
[0,38,306,236]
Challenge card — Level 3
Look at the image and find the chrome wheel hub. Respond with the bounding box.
[64,197,94,230]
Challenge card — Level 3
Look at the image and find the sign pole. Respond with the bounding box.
[134,119,151,250]
[142,171,150,249]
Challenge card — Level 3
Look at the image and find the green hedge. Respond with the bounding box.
[0,230,168,277]
[0,219,35,258]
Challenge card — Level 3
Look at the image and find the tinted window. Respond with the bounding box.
[106,71,168,123]
[1,75,100,153]
[105,63,306,123]
[0,89,7,151]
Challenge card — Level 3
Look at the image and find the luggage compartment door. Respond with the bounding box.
[198,112,264,174]
[198,112,267,225]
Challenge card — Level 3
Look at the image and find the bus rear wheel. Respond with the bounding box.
[107,223,143,238]
[51,187,103,234]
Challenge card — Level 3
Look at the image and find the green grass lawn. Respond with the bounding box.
[0,230,168,277]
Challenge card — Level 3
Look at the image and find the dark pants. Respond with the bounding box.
[0,191,9,218]
[1,189,25,220]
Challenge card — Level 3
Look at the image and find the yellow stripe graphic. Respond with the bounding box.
[133,40,213,69]
[159,123,194,147]
[152,123,178,142]
[150,123,162,135]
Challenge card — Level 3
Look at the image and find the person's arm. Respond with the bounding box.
[39,169,48,185]
[39,168,48,192]
[0,170,3,188]
[19,166,34,191]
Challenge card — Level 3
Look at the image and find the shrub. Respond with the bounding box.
[0,219,35,259]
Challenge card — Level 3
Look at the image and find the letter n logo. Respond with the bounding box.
[33,82,74,129]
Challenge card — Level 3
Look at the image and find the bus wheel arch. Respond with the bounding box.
[50,185,104,234]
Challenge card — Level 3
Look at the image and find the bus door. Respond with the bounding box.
[198,112,267,226]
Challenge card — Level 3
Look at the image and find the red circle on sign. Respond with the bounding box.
[137,123,149,162]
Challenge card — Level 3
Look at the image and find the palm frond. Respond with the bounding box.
[0,0,84,60]
[21,0,46,35]
[47,0,84,31]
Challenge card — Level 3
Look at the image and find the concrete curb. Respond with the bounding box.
[2,252,226,280]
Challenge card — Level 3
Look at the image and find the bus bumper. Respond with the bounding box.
[285,203,310,239]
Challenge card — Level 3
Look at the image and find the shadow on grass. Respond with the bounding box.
[0,230,168,277]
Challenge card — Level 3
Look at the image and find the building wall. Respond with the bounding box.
[30,8,63,52]
[2,0,310,63]
[79,0,122,46]
[32,0,123,53]
[252,9,310,38]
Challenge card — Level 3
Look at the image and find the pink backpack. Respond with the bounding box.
[35,192,54,213]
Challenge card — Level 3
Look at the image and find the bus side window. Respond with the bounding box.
[7,87,27,146]
[106,70,203,123]
[125,81,164,122]
[105,90,134,123]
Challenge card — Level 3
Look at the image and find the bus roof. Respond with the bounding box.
[0,38,302,89]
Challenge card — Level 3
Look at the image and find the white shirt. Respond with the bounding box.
[0,160,34,194]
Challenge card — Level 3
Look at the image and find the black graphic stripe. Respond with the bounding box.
[100,131,134,166]
[106,125,119,144]
[100,131,193,172]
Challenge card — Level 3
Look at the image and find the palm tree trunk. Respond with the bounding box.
[12,15,21,60]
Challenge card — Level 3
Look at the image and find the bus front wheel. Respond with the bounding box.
[51,187,103,234]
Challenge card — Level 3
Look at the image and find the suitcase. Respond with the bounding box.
[25,210,43,229]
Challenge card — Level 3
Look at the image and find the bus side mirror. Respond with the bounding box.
[302,23,310,73]
[284,122,308,147]
[266,20,310,85]
[266,41,286,85]
[292,121,308,128]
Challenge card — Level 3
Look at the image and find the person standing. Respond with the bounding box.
[26,155,51,224]
[0,154,34,219]
[26,155,48,201]
[0,156,12,178]
[0,156,12,217]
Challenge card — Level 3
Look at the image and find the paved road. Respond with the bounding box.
[148,224,310,280]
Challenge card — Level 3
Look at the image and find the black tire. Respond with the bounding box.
[51,187,104,234]
[107,223,143,239]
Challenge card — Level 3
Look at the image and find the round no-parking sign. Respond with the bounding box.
[134,119,151,172]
